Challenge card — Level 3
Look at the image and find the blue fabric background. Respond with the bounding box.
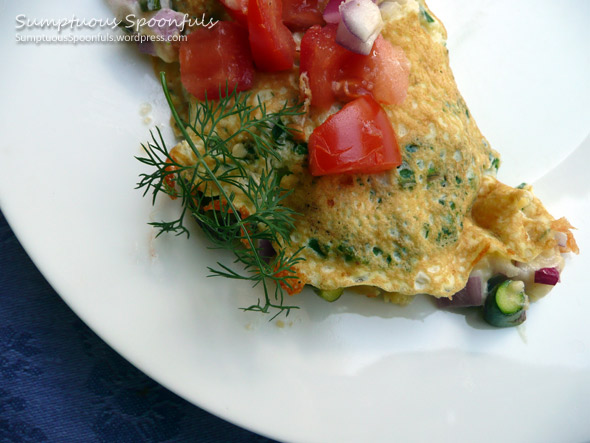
[0,210,275,443]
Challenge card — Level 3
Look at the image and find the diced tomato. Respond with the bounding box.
[179,22,254,100]
[282,0,326,31]
[299,25,350,109]
[219,0,248,26]
[308,95,401,175]
[300,25,410,110]
[248,0,296,72]
[340,36,410,106]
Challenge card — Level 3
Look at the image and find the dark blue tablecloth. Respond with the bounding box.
[0,210,275,443]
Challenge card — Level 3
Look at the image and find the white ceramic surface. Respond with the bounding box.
[1,1,589,441]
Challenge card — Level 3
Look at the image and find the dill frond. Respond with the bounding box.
[136,73,306,318]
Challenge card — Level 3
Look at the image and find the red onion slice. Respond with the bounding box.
[257,239,276,263]
[335,0,383,55]
[138,40,156,55]
[554,231,568,247]
[148,8,185,39]
[534,267,560,285]
[340,0,383,42]
[436,274,484,308]
[323,0,345,23]
[324,0,379,24]
[324,0,384,54]
[335,22,376,55]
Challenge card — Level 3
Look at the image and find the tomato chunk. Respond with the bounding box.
[282,0,326,31]
[308,95,401,175]
[340,36,410,106]
[300,25,410,110]
[300,25,350,109]
[248,0,296,72]
[219,0,248,26]
[179,22,254,100]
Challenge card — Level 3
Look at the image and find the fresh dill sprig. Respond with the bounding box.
[136,72,306,319]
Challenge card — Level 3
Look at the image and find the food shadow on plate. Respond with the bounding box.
[301,289,435,322]
[436,304,497,330]
[300,287,496,329]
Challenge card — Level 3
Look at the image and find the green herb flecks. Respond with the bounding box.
[271,117,308,156]
[308,238,329,258]
[338,242,358,262]
[397,162,416,189]
[139,0,161,12]
[420,5,435,23]
[136,72,305,319]
[271,117,287,143]
[436,224,457,246]
[423,223,430,239]
[427,164,439,182]
[487,153,500,174]
[292,142,308,155]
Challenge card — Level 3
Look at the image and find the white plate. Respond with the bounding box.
[2,1,590,441]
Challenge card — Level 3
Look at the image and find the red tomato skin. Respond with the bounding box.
[179,22,254,100]
[300,25,410,109]
[339,36,410,106]
[219,0,249,26]
[308,96,402,176]
[282,0,326,31]
[248,0,296,72]
[300,25,350,110]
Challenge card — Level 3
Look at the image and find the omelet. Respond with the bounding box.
[166,0,578,304]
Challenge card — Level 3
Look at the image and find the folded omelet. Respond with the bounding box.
[168,0,578,304]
